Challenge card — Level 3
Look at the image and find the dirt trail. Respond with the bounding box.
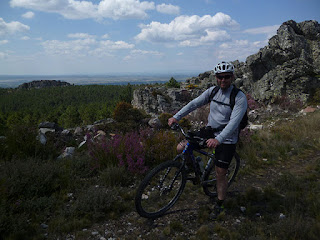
[71,149,319,240]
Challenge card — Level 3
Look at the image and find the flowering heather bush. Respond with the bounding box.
[274,95,304,111]
[88,130,147,175]
[117,131,148,174]
[246,93,260,110]
[239,128,254,144]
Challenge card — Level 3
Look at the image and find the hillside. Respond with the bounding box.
[132,20,320,117]
[0,19,320,240]
[44,109,320,239]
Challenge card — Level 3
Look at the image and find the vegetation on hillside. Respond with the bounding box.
[0,84,133,134]
[0,83,319,239]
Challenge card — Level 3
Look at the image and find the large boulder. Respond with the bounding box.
[132,20,320,116]
[238,20,320,103]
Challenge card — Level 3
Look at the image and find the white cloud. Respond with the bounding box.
[0,40,9,45]
[124,49,163,61]
[68,33,96,39]
[0,17,30,36]
[101,34,109,39]
[0,51,9,58]
[10,0,156,20]
[98,0,155,20]
[21,36,30,40]
[22,11,35,19]
[41,37,134,58]
[180,30,230,47]
[99,40,135,50]
[217,39,267,61]
[135,12,239,44]
[244,25,280,38]
[41,38,97,56]
[156,3,180,15]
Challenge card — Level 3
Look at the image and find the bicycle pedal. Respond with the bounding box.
[187,176,200,185]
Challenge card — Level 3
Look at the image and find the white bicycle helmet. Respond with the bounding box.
[213,61,234,74]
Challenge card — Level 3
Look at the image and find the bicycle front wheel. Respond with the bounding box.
[135,160,187,218]
[202,152,240,197]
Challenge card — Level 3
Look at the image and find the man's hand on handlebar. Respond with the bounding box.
[168,117,178,127]
[206,138,220,149]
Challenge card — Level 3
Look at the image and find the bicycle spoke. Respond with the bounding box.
[135,161,186,218]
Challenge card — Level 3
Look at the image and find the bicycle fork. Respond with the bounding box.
[158,164,184,195]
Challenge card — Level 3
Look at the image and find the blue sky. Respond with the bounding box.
[0,0,319,75]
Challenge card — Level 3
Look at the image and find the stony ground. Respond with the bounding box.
[57,106,319,240]
[57,147,318,240]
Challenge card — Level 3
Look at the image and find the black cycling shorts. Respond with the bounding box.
[214,144,236,169]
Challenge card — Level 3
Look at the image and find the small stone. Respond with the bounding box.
[40,223,48,229]
[279,213,286,219]
[240,206,246,213]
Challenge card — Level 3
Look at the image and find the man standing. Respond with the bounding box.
[168,61,248,219]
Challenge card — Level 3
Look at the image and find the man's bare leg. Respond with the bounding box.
[215,166,228,201]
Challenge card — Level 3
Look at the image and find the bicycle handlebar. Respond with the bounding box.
[171,123,207,148]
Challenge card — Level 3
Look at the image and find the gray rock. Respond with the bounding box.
[132,20,320,117]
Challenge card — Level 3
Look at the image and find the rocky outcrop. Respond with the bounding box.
[132,86,203,117]
[132,20,320,116]
[236,20,320,103]
[18,80,71,89]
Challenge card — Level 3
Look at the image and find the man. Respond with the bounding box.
[168,61,248,219]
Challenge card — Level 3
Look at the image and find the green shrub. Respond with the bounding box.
[308,87,320,106]
[99,166,132,187]
[144,129,178,167]
[158,112,173,128]
[72,186,118,221]
[166,77,180,88]
[0,124,59,161]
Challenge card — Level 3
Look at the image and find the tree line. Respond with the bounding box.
[0,84,133,135]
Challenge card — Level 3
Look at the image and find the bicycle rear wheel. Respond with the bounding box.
[202,152,240,197]
[135,160,187,218]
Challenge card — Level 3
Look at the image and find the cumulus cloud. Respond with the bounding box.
[135,12,239,44]
[156,3,180,15]
[101,34,109,39]
[68,33,96,39]
[41,38,97,56]
[0,51,9,59]
[0,17,30,36]
[216,39,267,61]
[10,0,156,20]
[244,25,280,38]
[41,35,134,58]
[22,11,35,19]
[98,0,155,20]
[180,30,230,47]
[21,36,30,40]
[99,40,134,50]
[0,40,9,45]
[124,49,163,61]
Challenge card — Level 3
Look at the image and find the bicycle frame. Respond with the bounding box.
[175,140,216,182]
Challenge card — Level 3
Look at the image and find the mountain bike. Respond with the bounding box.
[135,123,240,219]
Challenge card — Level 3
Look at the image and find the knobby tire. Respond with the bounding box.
[135,160,187,219]
[202,152,240,197]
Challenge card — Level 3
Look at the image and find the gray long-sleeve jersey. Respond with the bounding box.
[173,85,248,144]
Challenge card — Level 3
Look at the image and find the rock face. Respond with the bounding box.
[18,80,71,89]
[132,20,320,116]
[236,20,320,103]
[132,86,203,117]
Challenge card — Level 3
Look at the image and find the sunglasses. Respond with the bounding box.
[216,74,232,80]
